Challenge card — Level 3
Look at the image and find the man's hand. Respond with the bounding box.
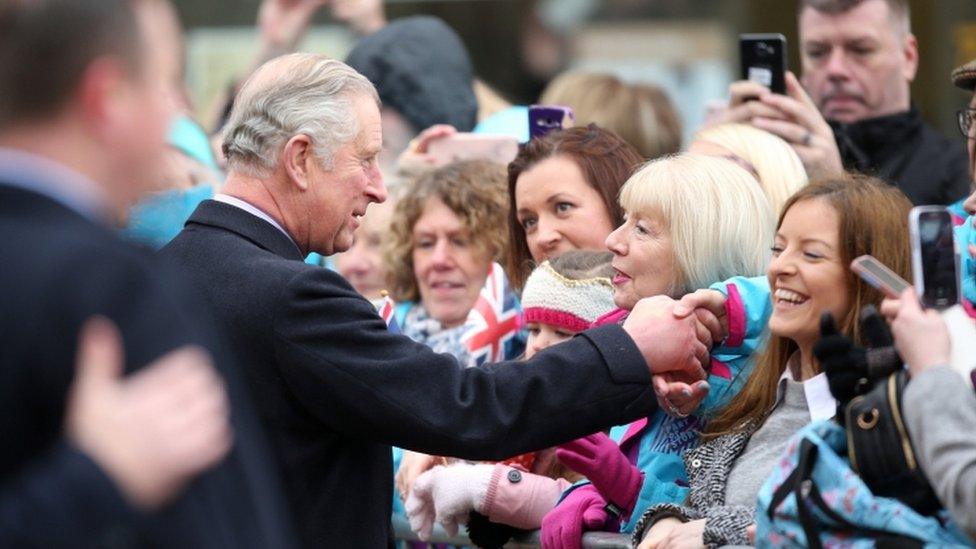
[882,288,951,377]
[637,517,683,549]
[66,317,233,510]
[623,296,709,382]
[751,72,844,179]
[257,0,329,54]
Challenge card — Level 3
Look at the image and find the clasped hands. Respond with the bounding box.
[622,292,729,418]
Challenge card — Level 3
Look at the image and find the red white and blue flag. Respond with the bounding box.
[461,263,523,366]
[376,293,401,334]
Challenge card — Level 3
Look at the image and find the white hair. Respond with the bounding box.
[692,123,808,215]
[221,53,379,177]
[619,153,774,295]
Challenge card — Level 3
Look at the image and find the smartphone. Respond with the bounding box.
[528,105,574,141]
[740,33,787,95]
[851,255,911,299]
[426,133,520,166]
[909,206,961,310]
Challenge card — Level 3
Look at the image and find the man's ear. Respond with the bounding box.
[75,57,129,143]
[283,134,314,191]
[902,33,919,83]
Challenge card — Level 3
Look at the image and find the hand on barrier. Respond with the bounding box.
[556,433,642,514]
[540,484,609,549]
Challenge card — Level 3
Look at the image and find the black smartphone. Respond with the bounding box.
[740,33,787,95]
[909,206,960,309]
[528,105,574,141]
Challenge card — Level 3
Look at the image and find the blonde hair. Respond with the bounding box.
[539,72,682,159]
[619,153,774,294]
[692,123,808,214]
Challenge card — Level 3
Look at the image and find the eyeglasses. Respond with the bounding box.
[958,108,976,139]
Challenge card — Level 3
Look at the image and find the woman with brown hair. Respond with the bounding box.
[507,124,643,289]
[633,175,913,548]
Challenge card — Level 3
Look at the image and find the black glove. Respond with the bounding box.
[814,307,901,423]
[465,511,521,549]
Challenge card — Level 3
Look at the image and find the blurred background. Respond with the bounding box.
[175,0,976,145]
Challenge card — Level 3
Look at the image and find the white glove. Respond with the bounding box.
[404,463,494,539]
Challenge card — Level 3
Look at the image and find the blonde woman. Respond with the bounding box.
[541,154,775,548]
[689,123,808,214]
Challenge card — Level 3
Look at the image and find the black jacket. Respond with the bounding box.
[0,185,295,548]
[161,200,658,548]
[830,107,970,205]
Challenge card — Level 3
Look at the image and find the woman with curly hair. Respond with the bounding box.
[385,159,518,363]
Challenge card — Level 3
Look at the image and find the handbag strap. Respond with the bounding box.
[770,437,925,549]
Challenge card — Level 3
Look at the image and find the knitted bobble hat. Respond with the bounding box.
[520,261,616,333]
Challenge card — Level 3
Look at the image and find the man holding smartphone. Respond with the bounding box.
[718,0,969,206]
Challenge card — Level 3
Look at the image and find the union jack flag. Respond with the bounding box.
[461,263,523,366]
[375,293,401,334]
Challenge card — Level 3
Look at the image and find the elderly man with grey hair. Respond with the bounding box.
[162,53,717,547]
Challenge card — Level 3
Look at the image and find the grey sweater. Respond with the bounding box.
[903,365,976,541]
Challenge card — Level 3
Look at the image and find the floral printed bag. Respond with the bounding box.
[755,421,971,548]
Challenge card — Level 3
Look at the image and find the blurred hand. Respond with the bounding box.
[883,288,951,377]
[637,517,683,549]
[66,317,233,510]
[258,0,329,52]
[396,124,457,178]
[655,518,706,549]
[396,450,437,501]
[623,296,709,382]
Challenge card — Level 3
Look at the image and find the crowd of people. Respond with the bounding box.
[1,0,975,548]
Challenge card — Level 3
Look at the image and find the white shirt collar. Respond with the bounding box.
[0,147,109,221]
[777,353,837,422]
[212,193,298,247]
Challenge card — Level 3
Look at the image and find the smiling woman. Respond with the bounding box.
[505,125,644,290]
[385,160,515,363]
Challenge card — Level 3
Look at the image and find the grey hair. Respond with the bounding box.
[221,53,379,177]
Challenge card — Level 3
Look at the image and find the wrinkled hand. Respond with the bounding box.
[655,518,706,549]
[623,296,709,382]
[674,289,728,344]
[396,124,457,178]
[540,485,609,549]
[637,517,683,549]
[258,0,329,52]
[396,450,437,501]
[556,433,642,512]
[653,374,710,418]
[66,317,232,510]
[404,464,492,539]
[882,289,951,377]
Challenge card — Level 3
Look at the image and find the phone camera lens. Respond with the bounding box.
[755,42,772,57]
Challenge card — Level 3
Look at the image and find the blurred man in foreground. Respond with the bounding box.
[0,1,293,546]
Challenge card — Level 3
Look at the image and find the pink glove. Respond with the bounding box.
[540,484,608,549]
[556,432,643,515]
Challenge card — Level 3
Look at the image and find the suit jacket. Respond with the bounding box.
[0,185,295,548]
[161,200,658,548]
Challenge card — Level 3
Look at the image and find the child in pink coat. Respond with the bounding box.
[404,251,617,544]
